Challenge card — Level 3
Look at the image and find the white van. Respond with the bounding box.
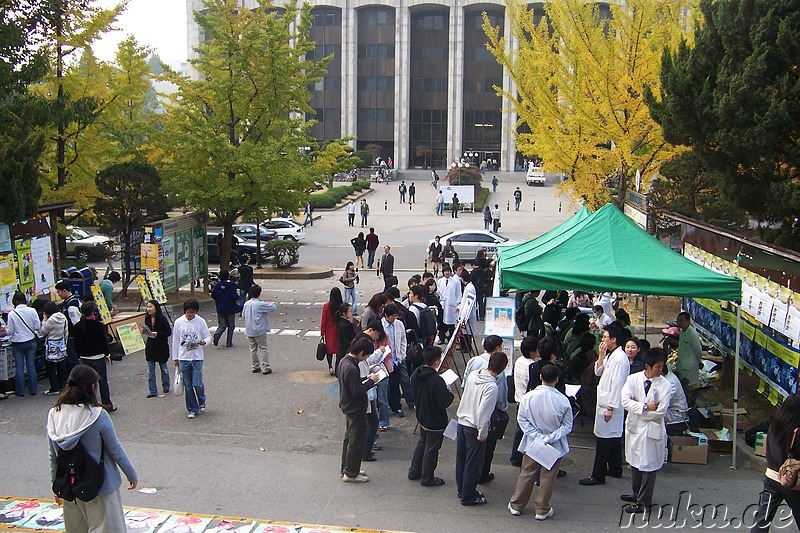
[526,166,546,186]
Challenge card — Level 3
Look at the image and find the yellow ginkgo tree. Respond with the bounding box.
[485,0,694,208]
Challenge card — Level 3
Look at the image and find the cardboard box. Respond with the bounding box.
[698,428,734,454]
[754,432,767,457]
[669,436,708,465]
[721,408,750,432]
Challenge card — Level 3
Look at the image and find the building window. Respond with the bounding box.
[418,14,445,30]
[412,78,445,92]
[308,44,341,60]
[358,76,394,91]
[312,11,340,26]
[311,108,342,122]
[367,10,390,26]
[312,76,341,91]
[358,43,395,58]
[362,108,391,122]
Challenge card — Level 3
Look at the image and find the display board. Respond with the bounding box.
[115,322,146,355]
[135,274,154,302]
[90,285,113,324]
[147,271,168,304]
[176,229,191,287]
[484,297,516,338]
[440,185,475,205]
[142,212,207,293]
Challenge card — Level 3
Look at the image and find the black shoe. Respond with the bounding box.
[163,389,170,394]
[421,477,446,487]
[461,492,487,506]
[477,472,495,484]
[579,476,605,486]
[557,469,567,478]
[212,335,219,346]
[362,454,377,462]
[624,503,646,514]
[408,474,421,481]
[392,409,405,418]
[146,394,157,398]
[226,343,233,348]
[620,494,638,503]
[252,368,261,373]
[262,368,273,375]
[510,460,522,467]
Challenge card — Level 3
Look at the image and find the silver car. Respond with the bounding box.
[65,226,114,262]
[428,229,522,261]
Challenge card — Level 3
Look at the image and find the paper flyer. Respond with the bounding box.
[116,322,146,355]
[484,297,516,338]
[32,236,55,291]
[14,239,34,297]
[0,223,10,252]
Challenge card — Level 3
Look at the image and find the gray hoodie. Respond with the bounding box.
[456,369,499,440]
[42,312,68,341]
[47,404,137,496]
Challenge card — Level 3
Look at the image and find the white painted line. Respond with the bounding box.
[279,329,301,335]
[279,302,294,305]
[267,329,280,335]
[312,302,324,306]
[305,331,321,337]
[297,302,313,306]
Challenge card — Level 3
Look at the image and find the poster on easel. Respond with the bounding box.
[484,297,516,338]
[135,274,154,302]
[115,322,146,355]
[147,271,168,304]
[31,236,55,292]
[14,239,34,298]
[89,285,112,324]
[0,223,10,253]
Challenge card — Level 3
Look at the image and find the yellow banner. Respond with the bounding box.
[757,380,766,394]
[135,275,153,302]
[740,321,755,340]
[90,285,113,325]
[694,298,722,314]
[720,309,737,326]
[116,322,146,356]
[769,387,780,406]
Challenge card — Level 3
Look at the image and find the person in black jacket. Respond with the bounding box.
[335,303,358,377]
[408,346,454,487]
[73,301,115,412]
[237,256,254,306]
[140,300,172,398]
[339,336,381,483]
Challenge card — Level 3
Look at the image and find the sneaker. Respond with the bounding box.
[535,508,554,521]
[342,473,369,483]
[252,368,261,373]
[199,405,206,413]
[372,443,382,451]
[44,390,61,396]
[262,368,273,375]
[508,502,521,516]
[392,409,405,418]
[187,412,197,419]
[146,393,157,398]
[379,425,388,432]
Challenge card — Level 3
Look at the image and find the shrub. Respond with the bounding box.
[475,187,490,211]
[309,191,339,208]
[354,150,373,168]
[355,180,371,189]
[264,239,299,268]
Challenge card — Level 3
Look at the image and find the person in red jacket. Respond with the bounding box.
[320,288,343,375]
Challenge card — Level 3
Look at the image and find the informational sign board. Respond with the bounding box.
[440,185,475,205]
[115,322,146,355]
[484,297,516,338]
[90,285,113,324]
[135,274,153,302]
[142,212,207,293]
[147,271,168,304]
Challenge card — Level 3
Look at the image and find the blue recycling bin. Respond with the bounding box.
[68,267,94,298]
[59,266,78,279]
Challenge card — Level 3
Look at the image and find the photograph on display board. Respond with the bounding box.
[31,236,55,292]
[484,297,515,338]
[147,271,168,304]
[14,239,34,297]
[140,243,159,271]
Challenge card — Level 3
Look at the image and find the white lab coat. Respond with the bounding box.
[437,274,452,302]
[593,346,630,438]
[663,370,689,425]
[595,292,615,318]
[459,282,478,335]
[443,277,462,325]
[621,372,674,472]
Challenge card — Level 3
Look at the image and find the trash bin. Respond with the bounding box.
[68,267,94,298]
[59,266,78,279]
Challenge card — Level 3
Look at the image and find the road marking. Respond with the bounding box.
[304,331,321,337]
[279,329,301,335]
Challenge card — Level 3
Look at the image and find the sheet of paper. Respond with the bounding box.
[525,439,561,470]
[443,419,458,441]
[564,384,581,398]
[441,368,460,386]
[375,367,389,382]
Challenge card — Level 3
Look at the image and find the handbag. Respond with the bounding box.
[316,338,327,361]
[779,428,800,489]
[173,369,184,397]
[44,321,69,363]
[488,407,510,441]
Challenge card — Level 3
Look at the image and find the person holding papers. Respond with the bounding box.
[408,346,454,487]
[619,348,674,513]
[508,364,573,520]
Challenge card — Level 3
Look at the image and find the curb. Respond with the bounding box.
[252,268,333,280]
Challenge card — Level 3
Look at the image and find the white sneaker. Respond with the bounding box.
[199,406,206,413]
[508,502,521,516]
[342,473,369,483]
[535,508,554,521]
[187,412,196,419]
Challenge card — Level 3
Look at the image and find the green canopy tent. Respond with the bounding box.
[496,203,744,467]
[499,206,592,263]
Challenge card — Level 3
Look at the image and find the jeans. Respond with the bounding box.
[147,360,170,395]
[179,359,205,414]
[364,401,378,458]
[12,339,37,395]
[46,358,68,393]
[484,219,490,230]
[750,477,800,532]
[361,214,368,227]
[400,193,406,203]
[409,427,445,483]
[80,357,112,406]
[341,413,367,478]
[437,203,444,215]
[344,287,357,314]
[456,424,485,503]
[367,250,376,268]
[347,213,355,226]
[388,361,415,411]
[303,212,313,226]
[493,220,500,233]
[215,314,236,346]
[65,338,79,373]
[515,199,521,210]
[377,378,390,428]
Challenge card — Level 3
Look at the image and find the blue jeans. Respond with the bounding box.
[148,360,170,395]
[12,339,37,396]
[179,360,205,414]
[437,203,444,215]
[214,314,235,346]
[344,287,357,314]
[367,250,376,268]
[361,214,368,226]
[377,378,390,428]
[456,424,486,503]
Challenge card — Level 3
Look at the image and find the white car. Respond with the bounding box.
[428,229,522,261]
[526,166,546,186]
[261,218,306,241]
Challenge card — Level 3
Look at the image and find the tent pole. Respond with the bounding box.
[732,304,741,470]
[643,295,648,343]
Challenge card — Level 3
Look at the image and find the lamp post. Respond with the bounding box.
[450,160,469,185]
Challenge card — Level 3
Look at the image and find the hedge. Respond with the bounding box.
[308,181,372,208]
[475,187,490,210]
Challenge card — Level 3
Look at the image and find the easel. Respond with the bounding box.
[437,316,481,398]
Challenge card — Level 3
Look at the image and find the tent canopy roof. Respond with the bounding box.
[498,204,742,302]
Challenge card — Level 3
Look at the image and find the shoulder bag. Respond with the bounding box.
[14,310,44,355]
[779,428,800,489]
[316,337,327,361]
[45,321,68,363]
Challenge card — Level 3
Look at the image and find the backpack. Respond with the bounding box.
[416,304,437,340]
[514,303,527,332]
[52,439,105,502]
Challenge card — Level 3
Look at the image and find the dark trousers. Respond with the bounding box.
[214,314,235,346]
[592,436,623,480]
[364,400,379,457]
[481,410,509,481]
[510,406,524,465]
[65,338,79,373]
[456,424,485,503]
[388,362,415,410]
[45,359,68,392]
[476,293,486,321]
[451,207,458,218]
[367,250,376,268]
[750,477,800,532]
[631,466,658,506]
[341,413,367,478]
[80,357,112,406]
[348,213,355,226]
[409,427,445,483]
[383,276,394,292]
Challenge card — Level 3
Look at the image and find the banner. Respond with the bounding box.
[0,253,16,309]
[136,275,154,302]
[147,271,168,304]
[90,285,112,324]
[14,239,34,298]
[116,322,146,356]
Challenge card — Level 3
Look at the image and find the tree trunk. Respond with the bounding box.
[219,217,235,269]
[616,159,629,209]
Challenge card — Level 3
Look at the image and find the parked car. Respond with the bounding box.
[207,231,270,265]
[428,229,523,261]
[65,226,114,262]
[232,224,278,243]
[526,166,546,186]
[261,218,306,241]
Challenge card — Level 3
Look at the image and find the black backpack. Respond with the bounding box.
[416,304,437,340]
[52,439,105,502]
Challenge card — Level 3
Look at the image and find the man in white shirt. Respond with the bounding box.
[172,299,212,419]
[510,335,540,466]
[580,324,630,486]
[242,284,277,375]
[491,204,501,233]
[6,291,41,396]
[662,364,689,433]
[592,305,612,330]
[346,199,357,227]
[620,348,674,513]
[508,364,573,520]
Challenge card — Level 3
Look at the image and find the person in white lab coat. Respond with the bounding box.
[620,348,674,513]
[442,264,463,341]
[580,324,630,486]
[456,270,478,337]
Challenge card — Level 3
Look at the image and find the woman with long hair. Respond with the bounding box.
[73,302,115,412]
[335,302,358,376]
[350,232,366,270]
[140,300,172,398]
[360,292,387,332]
[751,393,800,531]
[47,365,138,532]
[340,262,360,314]
[320,287,343,375]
